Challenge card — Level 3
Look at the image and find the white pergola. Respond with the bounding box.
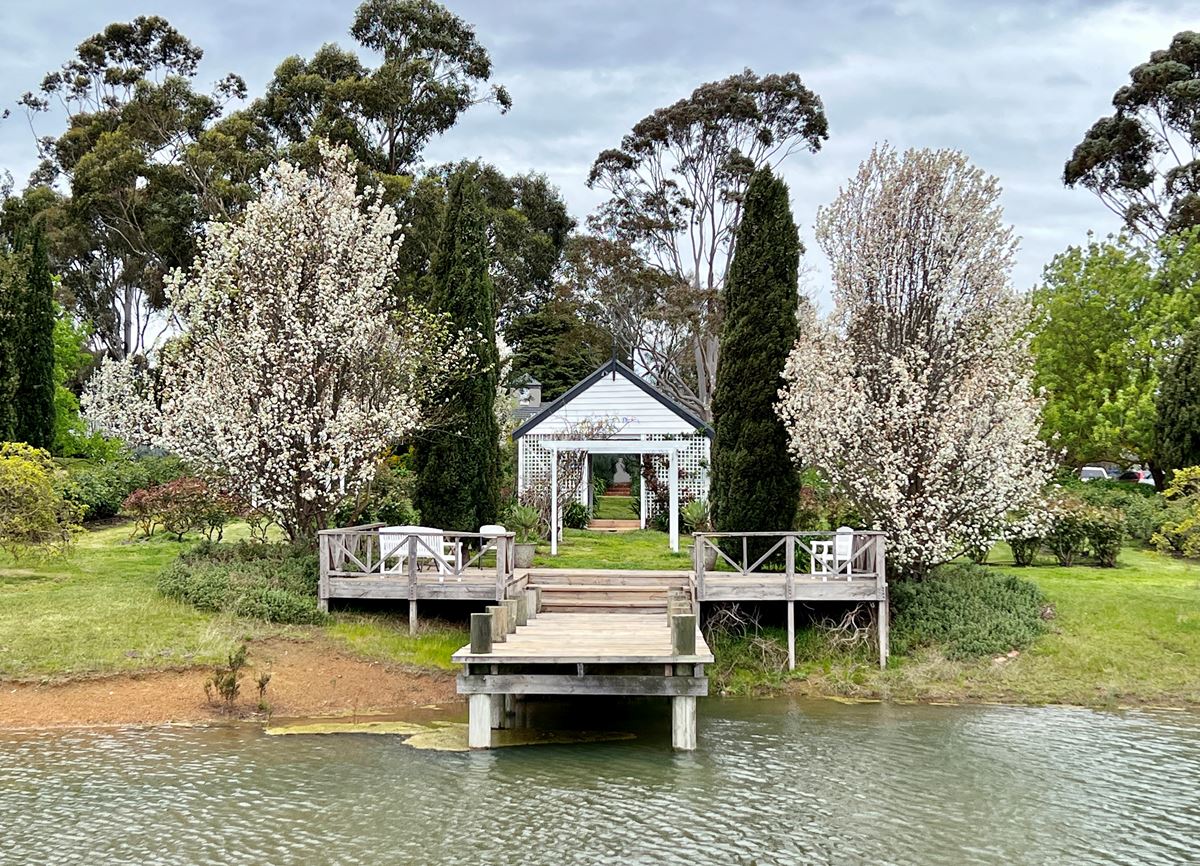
[542,438,691,555]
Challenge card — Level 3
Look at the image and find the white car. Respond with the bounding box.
[1079,465,1109,482]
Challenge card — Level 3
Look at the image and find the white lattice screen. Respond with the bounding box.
[519,433,710,515]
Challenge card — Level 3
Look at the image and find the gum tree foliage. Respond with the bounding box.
[83,146,467,542]
[17,15,265,359]
[587,69,827,420]
[254,0,510,176]
[1031,227,1200,478]
[710,167,801,536]
[414,168,502,532]
[1064,30,1200,241]
[1157,321,1200,475]
[778,146,1050,577]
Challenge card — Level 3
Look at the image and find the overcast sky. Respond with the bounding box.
[0,0,1193,304]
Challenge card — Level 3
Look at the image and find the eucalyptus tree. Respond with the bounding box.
[255,0,510,177]
[18,15,261,359]
[1065,30,1200,241]
[587,69,827,420]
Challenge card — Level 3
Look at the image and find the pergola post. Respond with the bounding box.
[668,446,679,553]
[550,449,558,556]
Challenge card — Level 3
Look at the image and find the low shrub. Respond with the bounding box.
[1045,498,1090,566]
[562,500,592,530]
[1085,506,1124,567]
[0,442,84,557]
[1152,466,1200,558]
[890,563,1047,660]
[122,477,235,540]
[1064,478,1173,545]
[157,541,326,625]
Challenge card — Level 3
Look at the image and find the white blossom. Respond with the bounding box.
[84,144,469,540]
[777,145,1053,575]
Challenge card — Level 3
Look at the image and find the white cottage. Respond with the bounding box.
[513,359,712,553]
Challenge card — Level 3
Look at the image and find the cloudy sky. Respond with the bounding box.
[0,0,1193,303]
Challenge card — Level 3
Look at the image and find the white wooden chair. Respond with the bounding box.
[811,526,855,581]
[379,526,462,581]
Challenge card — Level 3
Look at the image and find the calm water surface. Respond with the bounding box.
[2,698,1198,865]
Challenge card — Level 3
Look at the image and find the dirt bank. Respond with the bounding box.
[0,638,460,729]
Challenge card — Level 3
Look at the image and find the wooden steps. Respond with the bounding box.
[587,518,641,533]
[527,569,690,614]
[605,483,632,495]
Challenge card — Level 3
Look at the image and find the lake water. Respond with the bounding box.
[2,698,1198,865]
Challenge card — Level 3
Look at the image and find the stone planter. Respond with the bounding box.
[704,546,718,571]
[513,542,536,569]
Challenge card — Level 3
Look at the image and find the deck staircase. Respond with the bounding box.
[525,569,691,614]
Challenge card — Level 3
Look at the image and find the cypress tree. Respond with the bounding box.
[710,167,801,538]
[1157,322,1200,474]
[12,227,56,450]
[0,245,19,441]
[414,169,502,531]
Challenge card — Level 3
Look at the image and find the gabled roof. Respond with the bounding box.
[512,358,713,440]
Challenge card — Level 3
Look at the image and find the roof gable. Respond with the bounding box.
[512,359,712,439]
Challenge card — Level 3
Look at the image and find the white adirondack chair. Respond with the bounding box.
[379,525,462,580]
[811,526,855,581]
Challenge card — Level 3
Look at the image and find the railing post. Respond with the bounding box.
[407,535,418,636]
[694,534,706,601]
[318,533,331,613]
[496,535,507,600]
[742,536,748,574]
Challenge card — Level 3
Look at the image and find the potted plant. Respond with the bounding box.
[681,499,717,570]
[506,504,541,569]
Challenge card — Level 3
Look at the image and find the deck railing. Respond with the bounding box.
[691,530,886,601]
[317,525,516,607]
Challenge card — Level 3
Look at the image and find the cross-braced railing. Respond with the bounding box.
[691,530,886,600]
[317,524,516,608]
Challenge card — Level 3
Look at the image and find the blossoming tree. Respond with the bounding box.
[84,144,467,541]
[777,145,1050,576]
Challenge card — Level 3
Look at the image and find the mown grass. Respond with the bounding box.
[0,523,254,678]
[324,615,468,671]
[593,495,636,520]
[532,528,692,570]
[786,544,1200,706]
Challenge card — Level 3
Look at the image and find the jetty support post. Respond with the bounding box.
[486,605,507,643]
[875,536,889,669]
[468,691,492,749]
[670,612,698,750]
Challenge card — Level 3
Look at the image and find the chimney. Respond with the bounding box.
[517,377,542,408]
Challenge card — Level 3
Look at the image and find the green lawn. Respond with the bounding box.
[0,522,468,680]
[532,528,692,570]
[593,495,637,520]
[791,543,1200,706]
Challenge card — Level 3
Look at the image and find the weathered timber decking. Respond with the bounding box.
[452,613,713,665]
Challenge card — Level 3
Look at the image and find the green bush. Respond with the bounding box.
[562,500,592,530]
[59,454,188,521]
[1152,466,1200,558]
[333,457,419,527]
[1084,506,1124,567]
[1064,478,1173,545]
[157,541,326,625]
[890,563,1048,660]
[0,442,83,557]
[1046,502,1089,566]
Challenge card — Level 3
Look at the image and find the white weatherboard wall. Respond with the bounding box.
[515,367,710,516]
[528,373,698,435]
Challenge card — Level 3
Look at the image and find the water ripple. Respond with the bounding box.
[1,700,1199,865]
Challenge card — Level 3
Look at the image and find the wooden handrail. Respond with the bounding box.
[691,530,886,580]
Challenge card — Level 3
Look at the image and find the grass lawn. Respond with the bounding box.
[0,522,470,680]
[532,528,692,570]
[593,495,637,520]
[788,544,1200,706]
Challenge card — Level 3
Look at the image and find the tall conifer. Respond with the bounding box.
[710,167,801,536]
[13,228,56,450]
[414,169,502,530]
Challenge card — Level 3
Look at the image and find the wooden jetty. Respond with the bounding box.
[451,590,712,750]
[317,527,887,750]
